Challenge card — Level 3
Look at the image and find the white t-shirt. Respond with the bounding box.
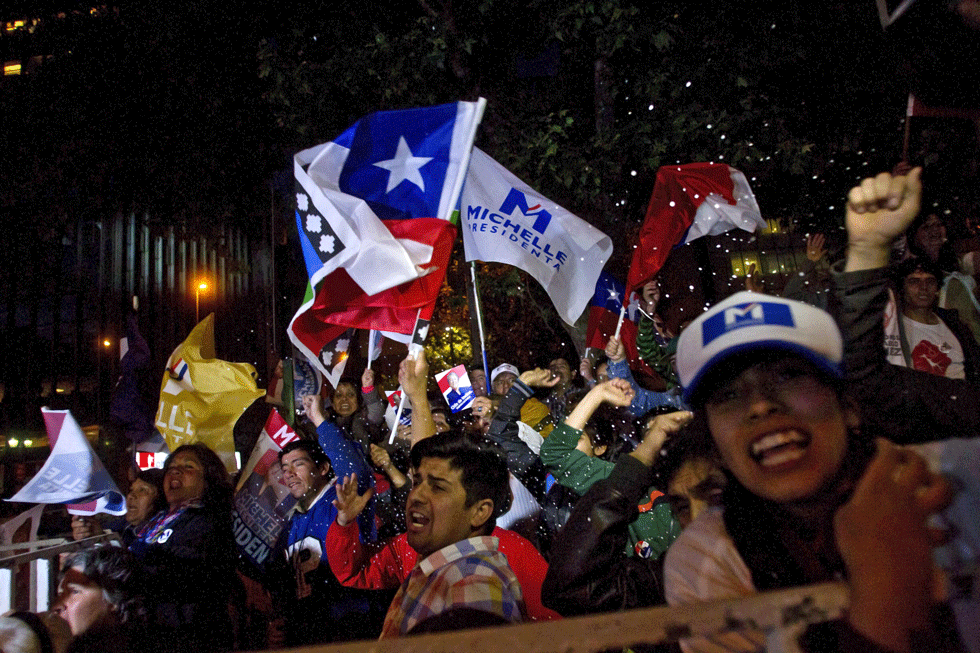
[900,315,966,379]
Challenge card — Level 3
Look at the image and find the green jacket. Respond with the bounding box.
[540,422,679,558]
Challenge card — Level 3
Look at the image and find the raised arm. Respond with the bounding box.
[605,335,687,415]
[540,379,634,494]
[485,369,557,503]
[360,368,386,427]
[563,378,634,432]
[305,394,378,542]
[843,168,921,272]
[399,352,434,444]
[831,168,980,442]
[544,411,692,616]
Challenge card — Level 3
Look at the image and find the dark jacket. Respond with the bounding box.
[486,379,548,503]
[130,506,236,651]
[542,455,667,615]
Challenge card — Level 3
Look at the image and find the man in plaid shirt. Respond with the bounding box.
[373,431,526,637]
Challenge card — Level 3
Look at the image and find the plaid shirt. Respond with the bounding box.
[379,536,525,638]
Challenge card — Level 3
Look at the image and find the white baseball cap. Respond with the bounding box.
[490,363,520,385]
[677,291,843,404]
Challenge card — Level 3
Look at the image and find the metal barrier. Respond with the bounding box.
[0,532,120,613]
[252,581,850,653]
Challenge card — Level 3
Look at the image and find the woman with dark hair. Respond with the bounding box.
[129,443,236,651]
[661,170,970,652]
[71,468,167,547]
[326,371,385,452]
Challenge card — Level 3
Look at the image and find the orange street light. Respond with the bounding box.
[195,279,209,323]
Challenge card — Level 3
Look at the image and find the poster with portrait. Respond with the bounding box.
[233,409,299,569]
[435,364,475,413]
[384,390,412,430]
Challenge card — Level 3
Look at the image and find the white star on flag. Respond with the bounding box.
[627,293,641,321]
[374,136,432,193]
[606,285,620,304]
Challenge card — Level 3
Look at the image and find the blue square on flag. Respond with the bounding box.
[593,273,627,313]
[339,103,456,221]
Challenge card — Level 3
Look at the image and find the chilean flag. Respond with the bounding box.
[585,270,655,379]
[627,162,764,294]
[289,101,485,382]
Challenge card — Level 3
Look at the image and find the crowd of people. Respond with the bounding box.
[5,167,978,653]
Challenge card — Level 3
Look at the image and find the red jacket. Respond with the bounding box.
[326,519,561,622]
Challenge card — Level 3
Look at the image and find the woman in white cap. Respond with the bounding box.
[663,168,963,653]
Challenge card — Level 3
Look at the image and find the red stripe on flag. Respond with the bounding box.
[303,218,457,335]
[43,411,67,447]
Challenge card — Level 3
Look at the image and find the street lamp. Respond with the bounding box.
[195,280,209,323]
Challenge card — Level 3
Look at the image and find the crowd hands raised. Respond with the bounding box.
[20,167,977,653]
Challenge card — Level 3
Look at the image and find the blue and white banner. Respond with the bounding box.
[7,409,126,516]
[461,148,613,325]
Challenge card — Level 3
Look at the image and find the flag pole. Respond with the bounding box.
[367,330,377,371]
[389,309,425,444]
[613,304,626,339]
[902,94,913,163]
[470,263,490,395]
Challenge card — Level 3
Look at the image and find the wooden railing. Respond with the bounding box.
[250,582,850,653]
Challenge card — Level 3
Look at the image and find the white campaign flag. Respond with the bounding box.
[461,148,613,325]
[7,409,126,516]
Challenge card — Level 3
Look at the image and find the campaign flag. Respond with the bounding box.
[288,100,486,378]
[233,410,299,568]
[384,390,412,429]
[435,364,475,413]
[110,313,158,443]
[461,148,613,324]
[155,314,265,473]
[585,270,654,379]
[627,163,764,293]
[7,409,126,516]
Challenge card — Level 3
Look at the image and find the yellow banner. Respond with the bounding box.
[156,314,265,472]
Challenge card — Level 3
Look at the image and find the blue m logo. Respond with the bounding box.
[499,188,552,234]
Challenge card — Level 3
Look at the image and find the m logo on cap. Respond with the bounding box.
[724,303,766,326]
[702,301,795,346]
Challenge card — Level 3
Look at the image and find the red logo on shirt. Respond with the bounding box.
[911,340,951,377]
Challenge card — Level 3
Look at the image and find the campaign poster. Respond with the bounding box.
[292,356,323,410]
[384,390,412,429]
[233,410,299,569]
[435,364,475,413]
